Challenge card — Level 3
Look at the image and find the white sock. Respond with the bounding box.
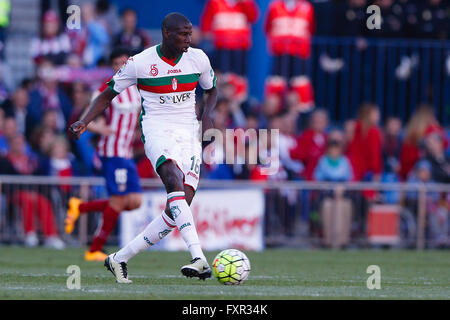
[168,191,207,262]
[114,211,175,262]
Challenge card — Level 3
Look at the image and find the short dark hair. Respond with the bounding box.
[96,0,110,14]
[120,7,136,17]
[161,12,191,32]
[109,47,132,62]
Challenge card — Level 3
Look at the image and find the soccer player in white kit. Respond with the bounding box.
[69,13,218,283]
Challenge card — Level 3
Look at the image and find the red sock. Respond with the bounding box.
[79,200,109,214]
[89,205,120,252]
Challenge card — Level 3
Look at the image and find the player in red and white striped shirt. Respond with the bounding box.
[95,78,141,159]
[65,48,143,261]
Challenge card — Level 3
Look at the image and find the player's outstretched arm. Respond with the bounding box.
[69,88,117,140]
[200,87,218,136]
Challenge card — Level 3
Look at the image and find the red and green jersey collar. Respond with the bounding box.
[156,44,183,67]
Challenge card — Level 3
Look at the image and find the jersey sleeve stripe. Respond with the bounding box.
[106,79,120,95]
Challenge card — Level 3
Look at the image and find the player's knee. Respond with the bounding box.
[127,194,142,210]
[160,162,184,192]
[166,175,184,192]
[109,196,127,212]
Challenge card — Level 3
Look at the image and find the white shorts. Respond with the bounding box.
[141,119,202,191]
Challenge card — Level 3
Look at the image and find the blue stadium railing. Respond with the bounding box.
[308,36,450,126]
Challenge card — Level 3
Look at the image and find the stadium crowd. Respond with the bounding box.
[0,0,448,248]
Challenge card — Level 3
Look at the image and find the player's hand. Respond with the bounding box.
[201,115,214,137]
[201,115,215,148]
[69,120,87,140]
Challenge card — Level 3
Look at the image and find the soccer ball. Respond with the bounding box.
[212,249,251,285]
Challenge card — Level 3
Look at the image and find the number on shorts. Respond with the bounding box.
[190,156,200,174]
[115,168,128,184]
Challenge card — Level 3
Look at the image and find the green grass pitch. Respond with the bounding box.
[0,246,448,300]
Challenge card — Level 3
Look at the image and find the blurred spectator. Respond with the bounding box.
[0,0,10,59]
[343,118,356,148]
[347,103,383,182]
[0,133,65,249]
[189,26,203,49]
[95,0,122,37]
[278,110,303,179]
[406,160,433,186]
[369,0,405,38]
[0,107,4,152]
[0,86,31,137]
[399,105,448,180]
[212,96,246,128]
[262,94,283,122]
[40,0,68,27]
[334,0,367,37]
[380,117,403,203]
[27,59,73,137]
[416,0,449,39]
[382,116,403,175]
[67,82,91,127]
[423,133,450,183]
[405,159,449,247]
[0,117,19,155]
[201,0,259,76]
[264,0,315,79]
[0,63,12,102]
[200,0,260,104]
[252,115,287,181]
[399,0,421,38]
[314,133,353,249]
[48,135,77,193]
[204,98,233,179]
[289,108,329,180]
[314,133,353,182]
[41,109,62,134]
[112,8,151,55]
[30,10,72,66]
[29,125,56,161]
[80,2,110,67]
[245,112,260,130]
[65,81,101,175]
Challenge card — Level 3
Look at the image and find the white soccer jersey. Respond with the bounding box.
[107,44,217,125]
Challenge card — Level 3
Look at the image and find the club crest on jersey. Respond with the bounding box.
[172,77,178,91]
[150,64,158,76]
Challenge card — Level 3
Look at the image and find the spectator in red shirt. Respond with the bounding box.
[201,0,259,76]
[264,0,315,78]
[289,108,329,180]
[30,10,72,66]
[399,105,448,180]
[346,103,383,181]
[264,0,315,111]
[0,133,65,249]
